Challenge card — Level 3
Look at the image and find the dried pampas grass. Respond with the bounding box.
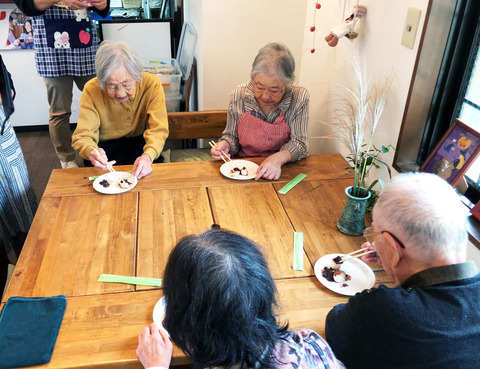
[319,57,394,196]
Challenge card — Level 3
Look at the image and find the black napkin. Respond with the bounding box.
[0,295,67,369]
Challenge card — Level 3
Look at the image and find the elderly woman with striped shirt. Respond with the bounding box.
[211,42,309,180]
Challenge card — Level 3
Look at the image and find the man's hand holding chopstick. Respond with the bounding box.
[361,242,381,264]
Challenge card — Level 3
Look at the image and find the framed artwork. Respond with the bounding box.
[2,8,35,50]
[420,118,480,187]
[471,201,480,222]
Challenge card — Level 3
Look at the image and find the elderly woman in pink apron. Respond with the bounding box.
[211,42,309,180]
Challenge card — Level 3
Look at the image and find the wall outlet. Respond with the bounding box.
[401,7,422,49]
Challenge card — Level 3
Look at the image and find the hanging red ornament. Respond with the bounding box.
[309,2,321,54]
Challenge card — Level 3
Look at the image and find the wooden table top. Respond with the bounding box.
[41,154,352,197]
[2,154,391,368]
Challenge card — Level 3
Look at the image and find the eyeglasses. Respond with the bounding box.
[363,227,406,249]
[253,82,285,97]
[105,80,136,93]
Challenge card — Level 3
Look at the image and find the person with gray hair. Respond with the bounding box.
[72,40,168,179]
[211,42,309,180]
[325,172,480,369]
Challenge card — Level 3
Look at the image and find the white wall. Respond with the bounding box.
[185,0,308,111]
[303,0,429,167]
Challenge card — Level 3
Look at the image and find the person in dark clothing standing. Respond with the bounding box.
[325,172,480,369]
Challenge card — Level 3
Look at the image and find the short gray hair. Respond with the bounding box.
[250,42,295,87]
[95,40,143,89]
[372,172,468,261]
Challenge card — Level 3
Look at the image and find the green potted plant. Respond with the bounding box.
[344,143,395,213]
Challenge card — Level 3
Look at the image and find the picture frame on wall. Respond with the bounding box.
[2,7,35,50]
[470,200,480,222]
[419,118,480,187]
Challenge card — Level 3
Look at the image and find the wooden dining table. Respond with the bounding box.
[1,153,392,369]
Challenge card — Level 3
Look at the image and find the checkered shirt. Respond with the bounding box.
[32,7,99,77]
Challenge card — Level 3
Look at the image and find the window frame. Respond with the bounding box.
[393,0,480,248]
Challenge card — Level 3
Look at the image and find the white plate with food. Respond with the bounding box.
[93,172,137,194]
[220,159,259,180]
[152,296,169,336]
[314,253,375,296]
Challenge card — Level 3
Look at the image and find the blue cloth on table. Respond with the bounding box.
[0,295,67,369]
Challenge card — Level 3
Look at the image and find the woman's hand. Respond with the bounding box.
[210,141,231,161]
[62,0,90,10]
[90,0,107,10]
[89,148,116,170]
[136,323,172,369]
[133,153,153,179]
[361,241,381,264]
[255,150,291,180]
[255,156,282,180]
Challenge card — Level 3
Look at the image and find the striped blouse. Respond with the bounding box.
[220,81,310,162]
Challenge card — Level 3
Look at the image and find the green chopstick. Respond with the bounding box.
[98,274,162,287]
[293,232,304,271]
[89,170,133,181]
[278,173,307,195]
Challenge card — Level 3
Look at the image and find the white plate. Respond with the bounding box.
[220,159,259,180]
[152,296,169,336]
[93,172,137,194]
[314,253,375,296]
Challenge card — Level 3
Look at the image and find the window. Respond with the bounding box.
[455,25,480,192]
[394,0,480,204]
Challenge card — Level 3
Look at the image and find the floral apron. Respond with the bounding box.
[45,6,93,49]
[237,111,291,157]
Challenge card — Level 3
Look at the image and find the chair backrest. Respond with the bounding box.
[167,110,227,140]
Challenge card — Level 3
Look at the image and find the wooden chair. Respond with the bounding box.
[163,110,227,162]
[166,110,227,140]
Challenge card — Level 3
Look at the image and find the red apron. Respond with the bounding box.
[237,111,291,157]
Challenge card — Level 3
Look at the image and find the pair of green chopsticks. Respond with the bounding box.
[278,175,306,271]
[278,173,307,194]
[98,274,162,287]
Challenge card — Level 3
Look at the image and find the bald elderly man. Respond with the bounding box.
[325,172,480,369]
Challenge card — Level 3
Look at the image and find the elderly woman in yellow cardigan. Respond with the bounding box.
[72,40,168,179]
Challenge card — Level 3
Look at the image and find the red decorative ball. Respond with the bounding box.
[310,48,316,53]
[315,3,321,9]
[310,26,316,32]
